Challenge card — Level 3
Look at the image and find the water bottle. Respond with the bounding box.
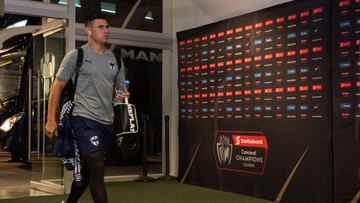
[113,80,130,105]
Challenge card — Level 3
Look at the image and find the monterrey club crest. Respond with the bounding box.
[90,136,100,147]
[108,59,115,70]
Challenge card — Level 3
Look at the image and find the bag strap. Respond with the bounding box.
[72,47,83,92]
[114,55,123,84]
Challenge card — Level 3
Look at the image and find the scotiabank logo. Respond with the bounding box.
[214,131,268,174]
[233,136,268,148]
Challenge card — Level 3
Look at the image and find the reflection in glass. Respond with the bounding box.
[30,29,66,187]
[0,51,25,100]
[0,35,30,101]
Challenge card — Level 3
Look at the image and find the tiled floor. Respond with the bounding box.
[0,153,72,199]
[0,152,162,200]
[0,154,34,199]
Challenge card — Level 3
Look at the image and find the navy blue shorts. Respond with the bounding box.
[72,116,113,156]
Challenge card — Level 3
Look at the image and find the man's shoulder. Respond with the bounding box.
[105,49,116,57]
[66,48,79,59]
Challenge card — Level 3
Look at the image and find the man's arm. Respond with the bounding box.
[45,78,67,138]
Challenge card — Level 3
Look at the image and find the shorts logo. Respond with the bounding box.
[109,60,115,70]
[90,136,99,147]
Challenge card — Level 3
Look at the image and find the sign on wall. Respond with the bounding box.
[175,0,355,202]
[214,131,268,174]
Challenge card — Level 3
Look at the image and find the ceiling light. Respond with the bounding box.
[145,11,154,21]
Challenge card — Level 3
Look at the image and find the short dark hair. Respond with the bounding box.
[85,13,107,27]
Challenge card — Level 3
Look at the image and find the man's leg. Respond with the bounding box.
[66,165,89,203]
[84,150,108,203]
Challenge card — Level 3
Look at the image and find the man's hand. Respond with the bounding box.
[45,78,66,138]
[115,91,130,102]
[45,120,58,138]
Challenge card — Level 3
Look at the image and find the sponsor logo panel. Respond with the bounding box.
[178,2,328,120]
[214,131,268,174]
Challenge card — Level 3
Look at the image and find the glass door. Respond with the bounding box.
[30,19,66,194]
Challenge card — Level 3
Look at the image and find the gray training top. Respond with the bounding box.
[56,43,125,124]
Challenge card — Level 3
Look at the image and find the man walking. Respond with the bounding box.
[45,14,127,203]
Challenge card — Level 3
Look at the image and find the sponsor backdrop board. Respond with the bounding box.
[177,0,359,202]
[332,0,360,202]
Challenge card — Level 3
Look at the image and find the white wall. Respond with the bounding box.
[172,0,292,33]
[169,0,292,177]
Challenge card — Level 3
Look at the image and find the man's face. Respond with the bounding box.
[88,19,109,44]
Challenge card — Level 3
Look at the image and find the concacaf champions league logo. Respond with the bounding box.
[216,135,233,166]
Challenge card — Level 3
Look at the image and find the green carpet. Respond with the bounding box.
[0,180,272,203]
